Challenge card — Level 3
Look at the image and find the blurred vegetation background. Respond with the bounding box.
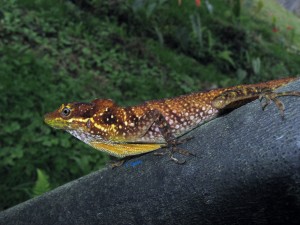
[1,0,300,210]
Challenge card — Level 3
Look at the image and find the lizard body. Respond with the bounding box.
[44,77,300,158]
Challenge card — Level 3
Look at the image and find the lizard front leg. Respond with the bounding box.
[151,111,195,164]
[117,108,194,163]
[106,106,195,165]
[105,108,194,165]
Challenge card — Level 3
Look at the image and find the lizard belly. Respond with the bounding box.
[67,129,162,157]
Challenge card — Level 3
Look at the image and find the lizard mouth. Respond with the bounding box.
[44,113,69,130]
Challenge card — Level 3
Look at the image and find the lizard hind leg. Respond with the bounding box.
[259,90,300,119]
[212,86,300,119]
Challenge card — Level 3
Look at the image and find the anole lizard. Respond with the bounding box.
[44,77,300,162]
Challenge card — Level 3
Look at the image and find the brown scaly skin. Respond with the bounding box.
[44,77,300,159]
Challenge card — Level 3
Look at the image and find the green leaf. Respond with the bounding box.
[217,50,235,67]
[252,57,261,75]
[237,68,247,82]
[3,122,20,133]
[190,12,203,47]
[254,0,264,14]
[146,3,156,18]
[32,169,51,197]
[232,0,241,18]
[154,26,164,45]
[82,47,91,55]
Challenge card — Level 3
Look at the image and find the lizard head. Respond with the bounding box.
[44,99,116,130]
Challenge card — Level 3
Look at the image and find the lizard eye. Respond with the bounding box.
[61,107,71,117]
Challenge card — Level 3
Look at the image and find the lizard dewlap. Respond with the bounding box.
[44,77,300,158]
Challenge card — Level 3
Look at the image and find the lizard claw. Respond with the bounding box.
[170,154,186,164]
[153,137,195,164]
[109,159,125,169]
[259,90,300,119]
[153,150,168,156]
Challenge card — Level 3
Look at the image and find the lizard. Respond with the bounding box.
[44,77,300,163]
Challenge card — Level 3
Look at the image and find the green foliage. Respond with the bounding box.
[1,0,300,210]
[84,0,300,81]
[32,169,51,197]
